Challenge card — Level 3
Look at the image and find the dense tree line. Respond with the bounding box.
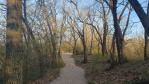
[1,0,65,84]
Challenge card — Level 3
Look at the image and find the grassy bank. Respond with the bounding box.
[73,54,149,84]
[30,55,65,84]
[30,68,61,84]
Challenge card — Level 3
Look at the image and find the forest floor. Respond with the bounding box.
[50,53,87,84]
[73,54,149,84]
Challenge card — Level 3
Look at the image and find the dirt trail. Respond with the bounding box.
[50,53,87,84]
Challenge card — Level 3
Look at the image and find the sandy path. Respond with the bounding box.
[50,53,87,84]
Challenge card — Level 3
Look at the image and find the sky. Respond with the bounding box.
[0,0,148,39]
[77,0,147,38]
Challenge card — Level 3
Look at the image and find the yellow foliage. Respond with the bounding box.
[8,0,16,4]
[8,0,22,4]
[124,40,144,61]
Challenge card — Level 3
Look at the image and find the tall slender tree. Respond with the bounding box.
[4,0,23,84]
[144,1,149,60]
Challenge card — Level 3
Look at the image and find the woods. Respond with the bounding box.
[0,0,149,84]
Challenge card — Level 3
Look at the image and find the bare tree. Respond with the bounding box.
[67,0,88,63]
[42,0,63,67]
[67,16,88,63]
[104,0,127,64]
[4,0,23,84]
[128,0,149,35]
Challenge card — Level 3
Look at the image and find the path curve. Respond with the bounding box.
[50,53,87,84]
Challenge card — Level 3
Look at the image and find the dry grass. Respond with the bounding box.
[73,54,149,84]
[30,68,60,84]
[124,39,144,61]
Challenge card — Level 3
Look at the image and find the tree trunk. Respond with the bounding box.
[101,1,108,56]
[46,18,60,68]
[111,0,125,64]
[107,33,116,70]
[144,32,149,60]
[97,38,100,55]
[115,32,125,64]
[110,33,116,64]
[82,38,88,63]
[102,30,107,56]
[50,33,58,67]
[144,1,149,60]
[73,39,77,54]
[89,29,94,55]
[102,39,107,56]
[4,0,23,84]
